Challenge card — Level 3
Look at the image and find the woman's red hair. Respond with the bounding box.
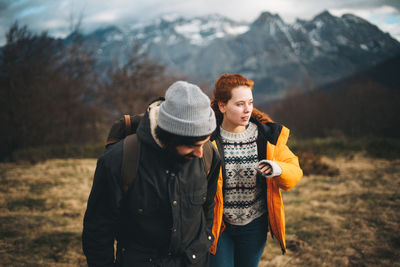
[211,73,273,125]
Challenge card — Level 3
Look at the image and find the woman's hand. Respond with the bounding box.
[256,162,272,176]
[256,160,282,178]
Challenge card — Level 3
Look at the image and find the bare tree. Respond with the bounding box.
[0,22,102,160]
[268,81,400,138]
[100,43,183,116]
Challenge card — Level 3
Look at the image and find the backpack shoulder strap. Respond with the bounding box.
[202,141,214,176]
[124,115,132,135]
[131,113,144,131]
[106,114,144,147]
[121,134,141,193]
[127,113,144,135]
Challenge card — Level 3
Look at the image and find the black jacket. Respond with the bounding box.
[82,101,221,267]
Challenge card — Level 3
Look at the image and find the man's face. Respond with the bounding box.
[175,136,211,160]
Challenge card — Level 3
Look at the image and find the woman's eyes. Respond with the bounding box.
[236,102,253,106]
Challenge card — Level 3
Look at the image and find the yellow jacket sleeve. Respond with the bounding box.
[274,144,303,191]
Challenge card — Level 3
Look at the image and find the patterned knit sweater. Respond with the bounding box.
[220,122,266,225]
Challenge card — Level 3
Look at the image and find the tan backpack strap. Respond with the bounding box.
[121,134,141,193]
[106,139,120,146]
[202,141,213,176]
[124,115,132,135]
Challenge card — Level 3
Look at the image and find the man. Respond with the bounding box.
[82,81,221,267]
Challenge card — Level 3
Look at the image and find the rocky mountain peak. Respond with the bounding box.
[252,11,284,27]
[75,11,400,101]
[314,10,334,19]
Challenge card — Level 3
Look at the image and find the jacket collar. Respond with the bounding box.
[136,97,165,149]
[147,99,164,148]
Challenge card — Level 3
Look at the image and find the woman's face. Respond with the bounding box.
[218,86,253,133]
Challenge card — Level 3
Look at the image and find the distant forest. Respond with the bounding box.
[0,23,182,160]
[1,23,399,161]
[266,54,400,138]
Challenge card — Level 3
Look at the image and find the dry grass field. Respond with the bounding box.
[0,159,95,266]
[0,154,399,266]
[260,155,400,267]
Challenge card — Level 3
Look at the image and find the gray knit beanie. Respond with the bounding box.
[158,81,216,137]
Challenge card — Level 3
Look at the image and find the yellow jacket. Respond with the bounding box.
[209,117,303,255]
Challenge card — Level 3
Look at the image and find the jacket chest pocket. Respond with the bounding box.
[181,189,207,221]
[134,200,159,216]
[190,190,207,205]
[186,173,208,206]
[127,190,160,217]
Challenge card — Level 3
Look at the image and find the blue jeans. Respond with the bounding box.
[209,213,268,267]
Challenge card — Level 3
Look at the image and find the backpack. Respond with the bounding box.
[106,114,214,193]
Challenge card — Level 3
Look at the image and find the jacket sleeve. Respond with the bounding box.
[274,144,303,191]
[204,149,221,237]
[82,156,121,267]
[184,149,221,264]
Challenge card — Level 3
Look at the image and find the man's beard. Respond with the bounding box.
[165,146,197,164]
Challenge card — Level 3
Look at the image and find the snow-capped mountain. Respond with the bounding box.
[82,13,249,74]
[77,11,400,100]
[130,13,249,46]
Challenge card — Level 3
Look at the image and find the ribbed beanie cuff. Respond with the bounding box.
[158,81,216,137]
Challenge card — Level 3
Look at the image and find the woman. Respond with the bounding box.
[209,73,303,267]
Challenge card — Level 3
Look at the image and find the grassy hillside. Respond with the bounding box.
[0,155,399,266]
[259,155,400,266]
[0,159,95,266]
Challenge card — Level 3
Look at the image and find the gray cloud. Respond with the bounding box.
[0,0,399,45]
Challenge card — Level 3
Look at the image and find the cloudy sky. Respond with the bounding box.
[1,0,400,45]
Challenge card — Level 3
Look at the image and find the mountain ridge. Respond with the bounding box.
[71,10,400,101]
